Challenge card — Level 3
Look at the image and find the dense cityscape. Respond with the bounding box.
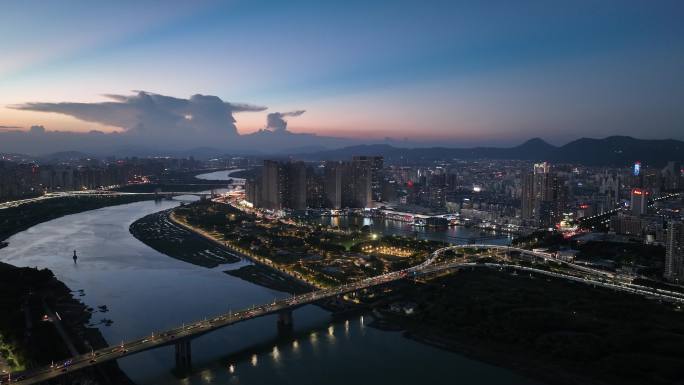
[3,1,684,385]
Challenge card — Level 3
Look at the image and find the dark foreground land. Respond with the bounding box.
[376,269,684,385]
[0,261,133,385]
[225,265,312,295]
[0,194,156,243]
[130,209,240,268]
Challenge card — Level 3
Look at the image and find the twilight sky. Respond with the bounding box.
[1,0,684,147]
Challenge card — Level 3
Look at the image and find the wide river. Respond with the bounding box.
[0,170,536,385]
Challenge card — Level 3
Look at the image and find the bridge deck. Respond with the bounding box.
[8,245,684,385]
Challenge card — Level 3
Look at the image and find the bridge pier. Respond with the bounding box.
[174,338,192,375]
[277,309,294,334]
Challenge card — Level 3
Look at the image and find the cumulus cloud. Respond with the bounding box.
[29,125,46,134]
[266,110,305,132]
[11,91,266,141]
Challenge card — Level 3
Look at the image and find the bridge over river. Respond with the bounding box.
[7,245,684,385]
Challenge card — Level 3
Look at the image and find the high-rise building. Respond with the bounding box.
[324,161,343,209]
[306,166,326,209]
[260,160,281,210]
[353,155,383,201]
[255,160,308,211]
[352,158,372,208]
[664,220,684,282]
[610,213,644,236]
[244,177,260,207]
[282,161,307,211]
[520,162,565,227]
[630,188,648,216]
[521,173,536,221]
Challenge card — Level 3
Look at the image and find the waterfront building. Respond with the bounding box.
[353,155,384,201]
[324,161,343,209]
[260,160,281,209]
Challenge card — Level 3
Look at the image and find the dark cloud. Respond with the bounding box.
[1,93,364,155]
[266,110,305,132]
[0,125,23,130]
[29,125,46,134]
[11,91,266,144]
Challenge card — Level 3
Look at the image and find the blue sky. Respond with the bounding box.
[1,0,683,145]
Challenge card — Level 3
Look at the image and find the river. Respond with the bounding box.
[0,170,537,385]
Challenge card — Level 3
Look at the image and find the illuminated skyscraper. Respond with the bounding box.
[260,160,281,210]
[664,220,684,282]
[630,188,648,216]
[324,161,343,209]
[521,162,564,227]
[353,156,383,201]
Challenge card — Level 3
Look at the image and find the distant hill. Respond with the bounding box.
[296,136,684,167]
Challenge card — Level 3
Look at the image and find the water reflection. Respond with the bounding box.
[0,188,536,385]
[164,316,540,385]
[312,215,512,245]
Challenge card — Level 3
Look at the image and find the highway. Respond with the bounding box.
[0,191,147,210]
[5,244,684,384]
[0,190,211,210]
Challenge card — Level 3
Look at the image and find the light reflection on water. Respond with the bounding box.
[0,183,536,385]
[311,215,512,246]
[154,314,540,385]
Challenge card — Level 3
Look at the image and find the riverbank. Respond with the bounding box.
[0,194,157,244]
[115,168,231,193]
[372,269,684,385]
[168,207,322,289]
[0,261,134,385]
[129,209,240,268]
[225,265,311,295]
[166,205,372,314]
[165,199,684,384]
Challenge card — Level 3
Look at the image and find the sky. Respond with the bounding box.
[1,0,684,150]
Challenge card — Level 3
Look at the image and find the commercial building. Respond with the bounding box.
[630,188,648,216]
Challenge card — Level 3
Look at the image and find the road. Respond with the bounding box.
[0,190,213,210]
[6,244,684,385]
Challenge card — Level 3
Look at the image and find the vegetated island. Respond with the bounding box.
[129,209,240,268]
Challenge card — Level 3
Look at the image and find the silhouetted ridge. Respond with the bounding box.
[298,136,684,167]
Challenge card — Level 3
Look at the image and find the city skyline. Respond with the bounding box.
[3,2,684,385]
[2,0,684,150]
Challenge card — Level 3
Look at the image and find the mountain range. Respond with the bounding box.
[3,136,682,167]
[294,136,684,167]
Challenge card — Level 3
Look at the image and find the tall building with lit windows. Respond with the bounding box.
[664,220,684,283]
[521,162,564,227]
[255,160,307,210]
[260,160,281,210]
[324,161,343,209]
[630,188,648,216]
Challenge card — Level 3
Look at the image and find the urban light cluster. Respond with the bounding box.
[362,245,413,257]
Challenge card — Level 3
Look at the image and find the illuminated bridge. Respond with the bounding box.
[8,245,684,385]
